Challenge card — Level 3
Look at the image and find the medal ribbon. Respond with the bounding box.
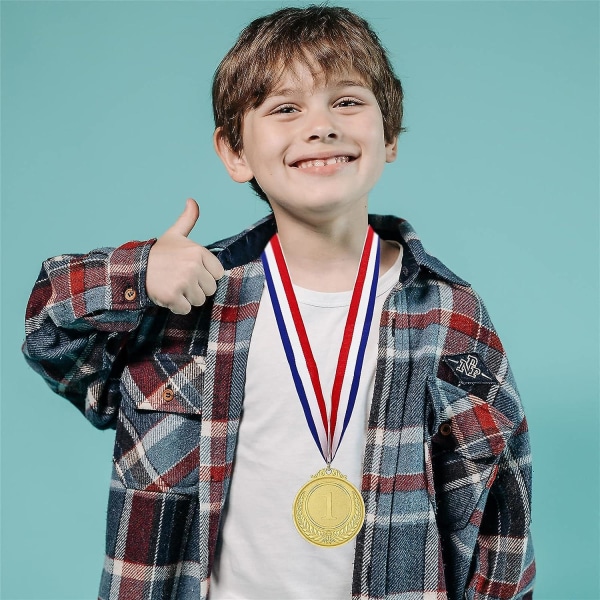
[261,227,380,463]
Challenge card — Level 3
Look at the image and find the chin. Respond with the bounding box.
[297,197,351,215]
[265,185,369,219]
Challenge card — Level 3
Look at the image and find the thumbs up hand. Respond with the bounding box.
[146,198,225,314]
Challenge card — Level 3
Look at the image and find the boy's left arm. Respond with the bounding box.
[465,398,536,600]
[429,285,536,600]
[461,298,536,600]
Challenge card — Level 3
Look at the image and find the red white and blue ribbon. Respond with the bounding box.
[261,227,380,463]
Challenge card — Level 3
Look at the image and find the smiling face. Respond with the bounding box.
[215,63,398,227]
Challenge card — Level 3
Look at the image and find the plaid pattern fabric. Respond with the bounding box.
[23,214,535,600]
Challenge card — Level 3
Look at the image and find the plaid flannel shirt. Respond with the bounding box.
[23,214,535,600]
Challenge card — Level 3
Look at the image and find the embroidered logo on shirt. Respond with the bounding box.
[442,353,497,385]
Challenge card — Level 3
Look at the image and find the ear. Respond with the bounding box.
[213,128,254,183]
[385,136,398,163]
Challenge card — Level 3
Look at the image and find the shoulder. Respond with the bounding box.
[369,214,470,288]
[370,213,505,354]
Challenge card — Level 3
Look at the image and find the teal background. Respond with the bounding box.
[1,1,598,598]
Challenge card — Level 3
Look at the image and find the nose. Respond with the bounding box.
[304,108,339,142]
[307,126,338,142]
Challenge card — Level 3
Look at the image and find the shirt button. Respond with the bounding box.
[162,388,174,402]
[438,421,452,436]
[124,287,137,302]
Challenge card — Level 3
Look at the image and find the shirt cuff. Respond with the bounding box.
[108,239,157,311]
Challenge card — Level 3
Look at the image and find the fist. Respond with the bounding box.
[146,198,225,314]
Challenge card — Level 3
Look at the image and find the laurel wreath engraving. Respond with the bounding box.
[293,469,365,547]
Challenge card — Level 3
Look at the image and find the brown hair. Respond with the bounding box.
[212,5,404,201]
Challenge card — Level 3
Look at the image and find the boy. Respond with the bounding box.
[23,5,535,600]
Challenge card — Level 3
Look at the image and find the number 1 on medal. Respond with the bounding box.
[324,491,335,520]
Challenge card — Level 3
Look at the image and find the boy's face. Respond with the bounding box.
[216,62,397,222]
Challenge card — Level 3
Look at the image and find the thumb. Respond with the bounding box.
[169,198,200,237]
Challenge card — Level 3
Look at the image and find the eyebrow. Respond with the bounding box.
[267,79,367,99]
[335,79,367,89]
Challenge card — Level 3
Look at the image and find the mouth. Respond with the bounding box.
[291,155,356,169]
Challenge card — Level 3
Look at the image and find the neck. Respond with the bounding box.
[278,219,367,292]
[272,211,399,292]
[274,213,368,292]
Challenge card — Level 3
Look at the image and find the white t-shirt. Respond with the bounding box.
[210,245,403,600]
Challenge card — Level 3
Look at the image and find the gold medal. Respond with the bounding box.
[293,468,365,547]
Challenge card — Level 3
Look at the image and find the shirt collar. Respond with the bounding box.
[208,213,469,287]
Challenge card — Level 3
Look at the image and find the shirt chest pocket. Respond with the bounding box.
[113,354,204,495]
[426,376,514,531]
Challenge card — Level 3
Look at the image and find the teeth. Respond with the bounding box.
[296,156,350,169]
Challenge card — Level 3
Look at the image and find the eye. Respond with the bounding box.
[335,97,364,108]
[271,104,298,115]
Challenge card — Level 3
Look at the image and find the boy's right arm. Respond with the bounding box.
[23,198,223,429]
